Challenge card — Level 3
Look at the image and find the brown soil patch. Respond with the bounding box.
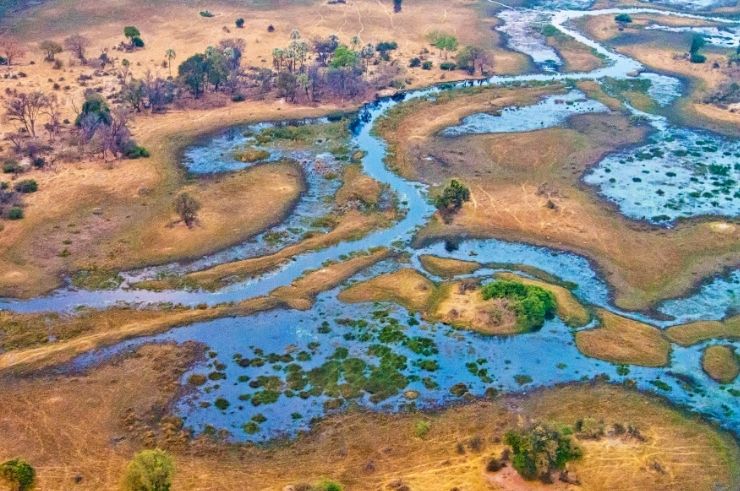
[575,309,671,367]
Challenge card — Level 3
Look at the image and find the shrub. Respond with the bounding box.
[3,160,20,173]
[440,61,457,71]
[236,18,245,28]
[504,424,581,482]
[409,57,421,68]
[7,206,25,219]
[123,449,174,491]
[124,144,150,159]
[174,192,201,228]
[690,53,706,63]
[414,419,431,438]
[199,10,214,17]
[481,280,556,331]
[132,36,145,48]
[0,458,35,491]
[422,60,433,70]
[13,179,37,193]
[614,13,632,23]
[317,480,344,491]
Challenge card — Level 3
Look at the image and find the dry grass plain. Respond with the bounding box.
[578,13,740,136]
[375,84,740,312]
[0,343,737,491]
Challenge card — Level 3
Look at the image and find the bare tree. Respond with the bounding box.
[4,91,50,138]
[0,38,26,66]
[64,35,90,64]
[101,107,132,159]
[42,94,62,142]
[174,192,201,228]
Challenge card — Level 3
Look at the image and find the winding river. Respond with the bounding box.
[2,4,739,440]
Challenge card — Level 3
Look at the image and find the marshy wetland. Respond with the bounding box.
[0,0,739,489]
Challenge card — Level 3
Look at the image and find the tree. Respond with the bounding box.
[313,35,339,66]
[689,34,706,63]
[0,458,35,491]
[75,90,112,132]
[178,53,208,97]
[121,79,146,111]
[39,40,63,61]
[64,35,90,64]
[456,46,491,74]
[164,48,176,77]
[4,91,50,138]
[434,179,470,213]
[204,46,229,90]
[427,31,458,59]
[124,26,142,48]
[236,18,245,28]
[614,13,632,25]
[123,449,174,491]
[174,193,201,228]
[504,424,582,482]
[0,38,25,66]
[330,45,359,69]
[277,71,298,101]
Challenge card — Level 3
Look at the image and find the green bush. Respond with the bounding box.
[317,480,344,491]
[434,179,470,212]
[236,18,245,28]
[123,449,174,491]
[481,280,556,331]
[422,61,433,70]
[125,144,150,159]
[199,10,214,17]
[614,13,632,23]
[504,424,581,482]
[7,207,24,220]
[409,57,421,68]
[0,458,35,491]
[3,160,19,173]
[440,61,457,71]
[132,36,145,48]
[689,53,706,63]
[414,419,431,438]
[14,179,38,193]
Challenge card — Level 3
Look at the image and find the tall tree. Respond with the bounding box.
[0,38,25,66]
[165,48,176,77]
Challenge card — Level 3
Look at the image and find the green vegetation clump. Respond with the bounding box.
[123,449,174,491]
[434,179,470,212]
[481,280,556,331]
[614,13,632,24]
[71,267,124,290]
[689,34,706,63]
[0,458,35,491]
[504,424,582,482]
[13,179,37,193]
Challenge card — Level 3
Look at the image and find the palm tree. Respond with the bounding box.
[165,48,176,77]
[297,73,310,100]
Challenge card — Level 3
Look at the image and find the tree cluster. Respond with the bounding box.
[504,424,582,482]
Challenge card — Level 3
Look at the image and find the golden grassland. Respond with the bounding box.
[0,248,392,372]
[575,309,671,367]
[701,345,739,384]
[546,32,605,73]
[374,84,740,312]
[136,163,398,291]
[0,101,348,299]
[664,315,740,346]
[418,254,481,278]
[0,344,737,491]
